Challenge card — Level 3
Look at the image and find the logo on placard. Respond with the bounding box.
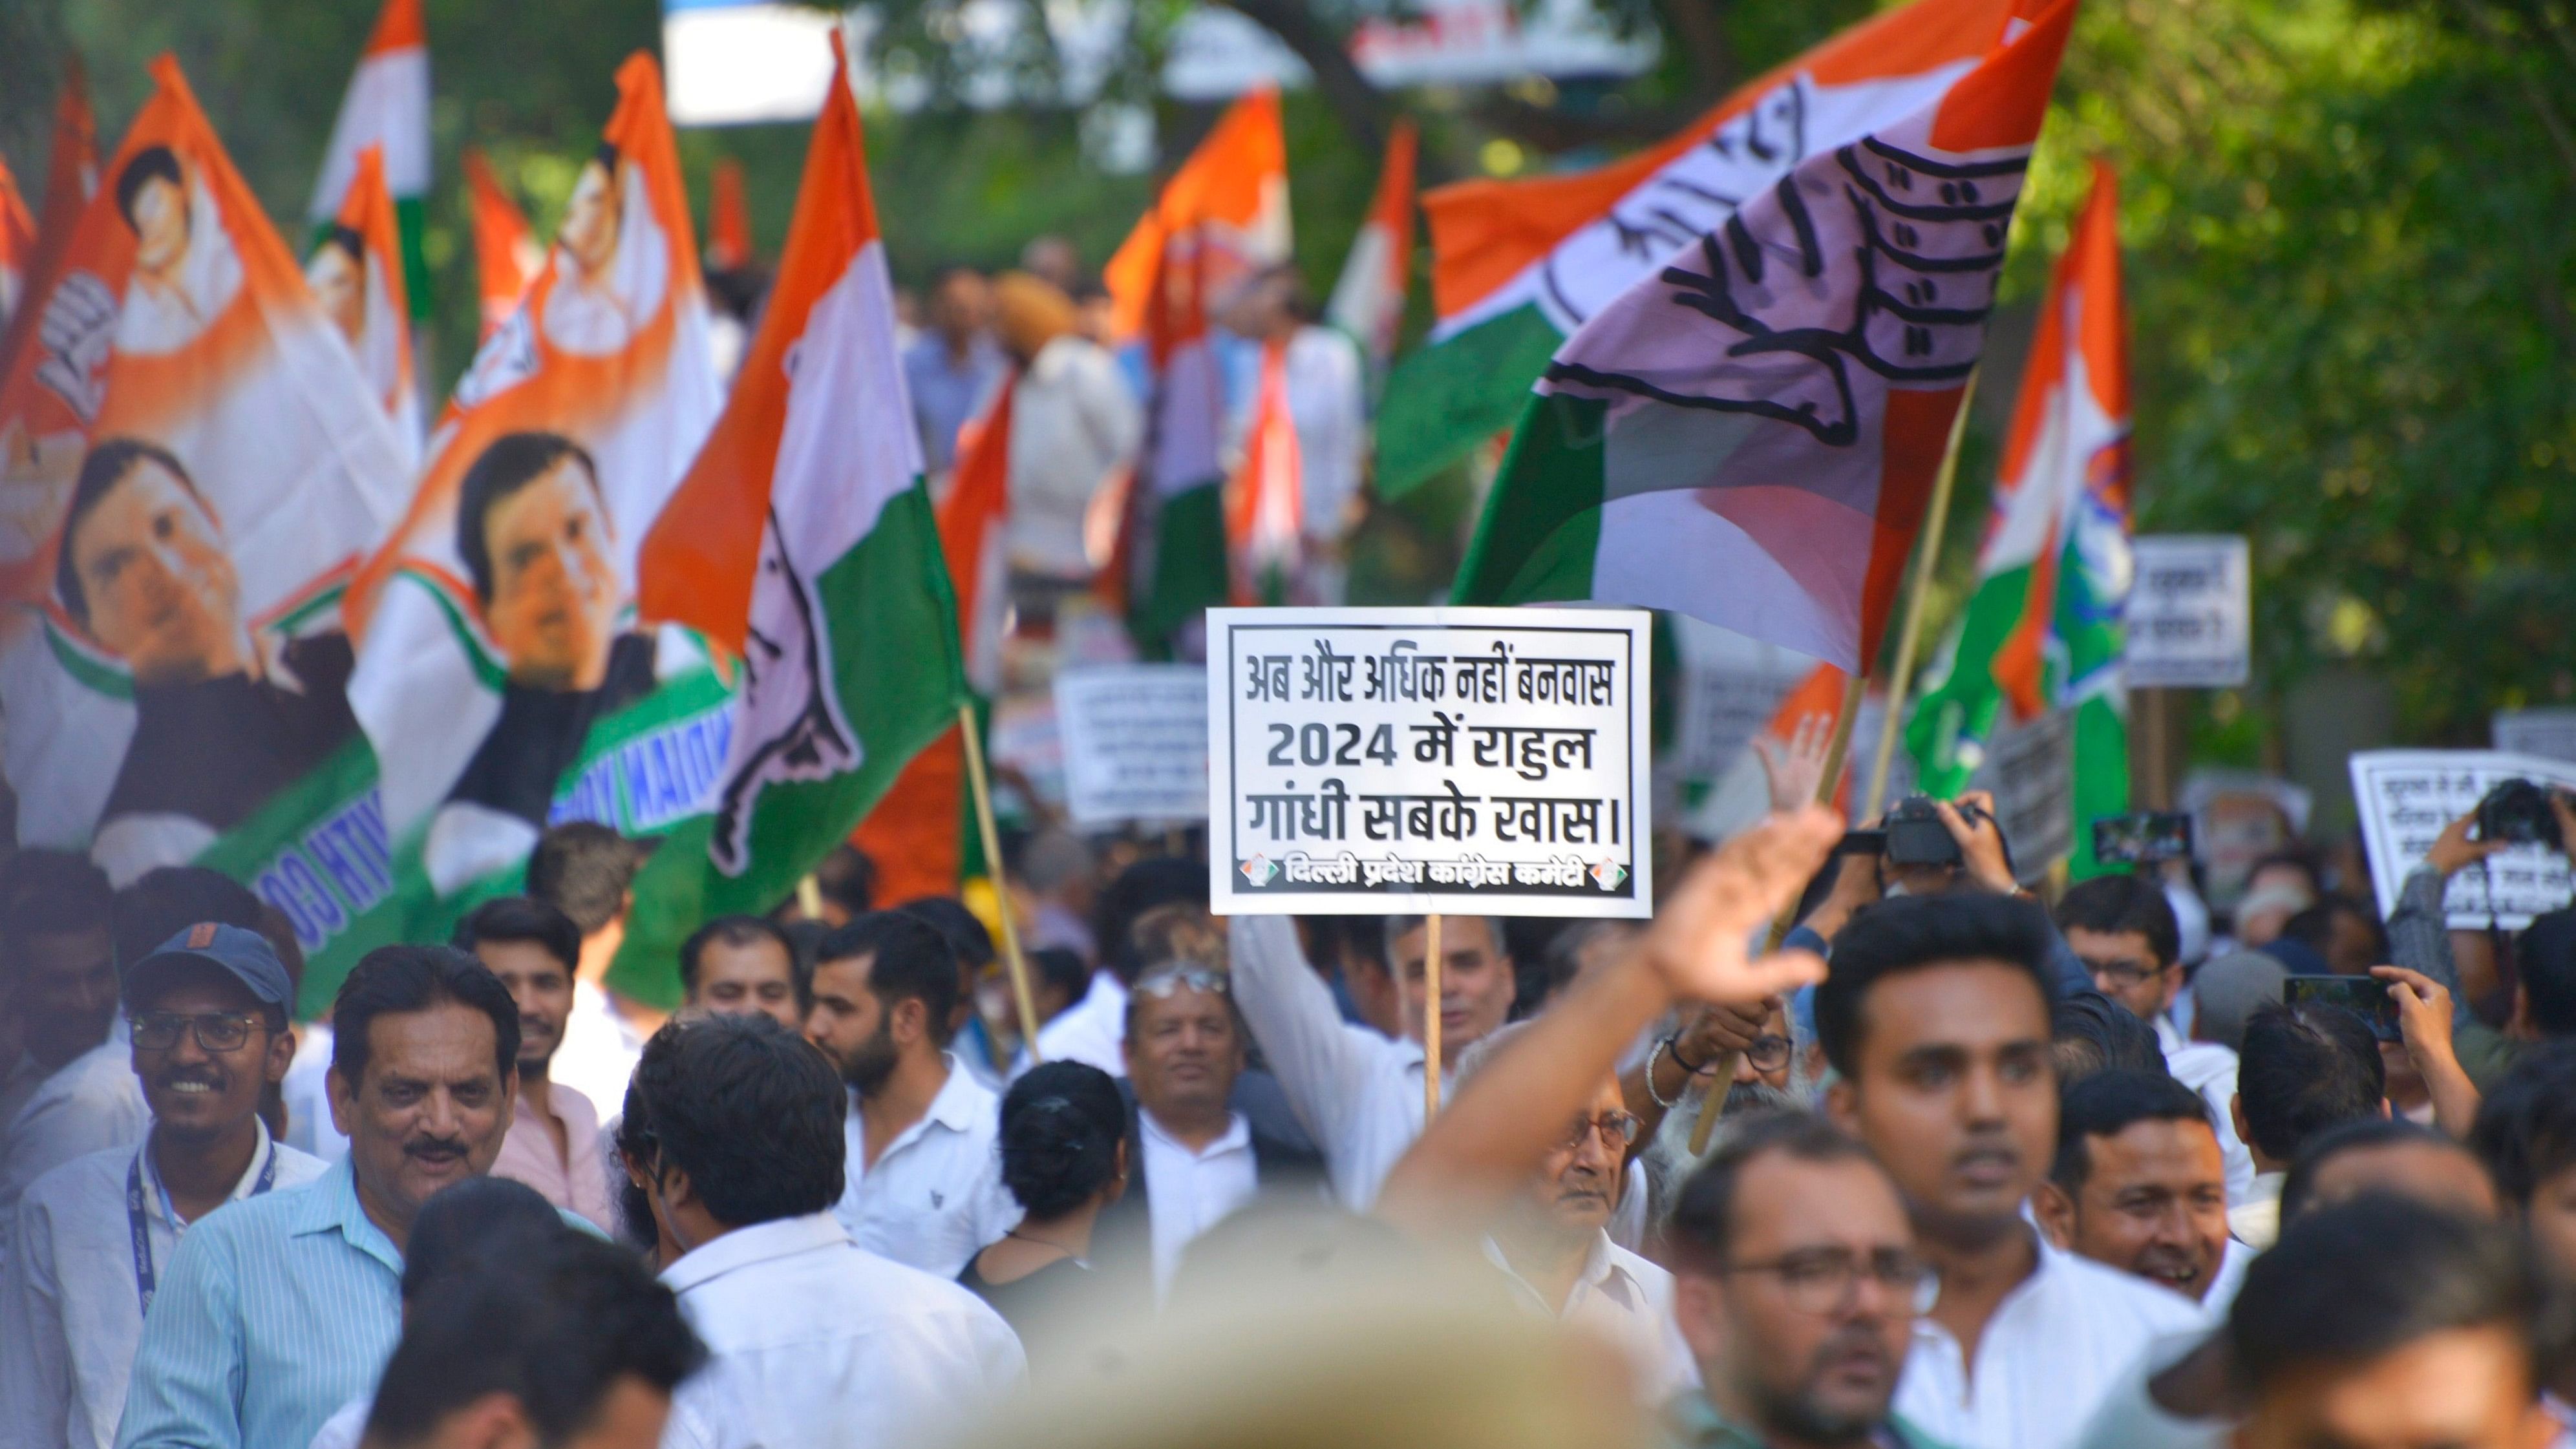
[1590,860,1628,891]
[1240,854,1279,886]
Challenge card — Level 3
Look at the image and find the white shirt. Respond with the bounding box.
[1229,915,1442,1210]
[281,1023,348,1161]
[2154,1017,2255,1207]
[2227,1171,2283,1252]
[0,1124,326,1449]
[1005,333,1141,578]
[1894,1234,2210,1449]
[2068,1330,2227,1449]
[0,1024,148,1259]
[661,1212,1026,1449]
[1010,972,1131,1083]
[544,980,643,1124]
[305,1397,367,1449]
[833,1053,1020,1276]
[1281,325,1366,542]
[1138,1109,1259,1297]
[1484,1231,1697,1404]
[2200,1236,2253,1315]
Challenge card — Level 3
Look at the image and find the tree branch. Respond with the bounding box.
[1213,0,1390,157]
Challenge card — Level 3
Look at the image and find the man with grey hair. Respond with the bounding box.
[2188,951,2287,1055]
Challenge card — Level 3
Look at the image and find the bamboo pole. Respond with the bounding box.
[1861,372,1980,821]
[957,703,1045,1064]
[1422,914,1444,1119]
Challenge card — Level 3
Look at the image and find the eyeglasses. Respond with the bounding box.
[1134,966,1229,999]
[1746,1034,1793,1073]
[2079,956,2170,990]
[1561,1111,1643,1151]
[130,1011,267,1053]
[1722,1247,1928,1314]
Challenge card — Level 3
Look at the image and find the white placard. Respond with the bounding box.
[2495,709,2576,765]
[1208,607,1652,916]
[2127,535,2251,688]
[1054,666,1210,826]
[1970,707,2073,879]
[2348,750,2576,929]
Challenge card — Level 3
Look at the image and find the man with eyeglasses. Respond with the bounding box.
[0,923,326,1449]
[1665,1111,1951,1449]
[2054,876,2253,1205]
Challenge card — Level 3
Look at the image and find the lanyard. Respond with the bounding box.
[129,1141,279,1316]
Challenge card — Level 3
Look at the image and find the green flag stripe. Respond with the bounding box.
[1377,303,1566,498]
[1453,392,1609,606]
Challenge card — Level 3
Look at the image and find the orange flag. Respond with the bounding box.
[308,145,421,463]
[1224,337,1303,603]
[0,159,32,330]
[707,156,753,272]
[0,60,98,377]
[462,147,541,343]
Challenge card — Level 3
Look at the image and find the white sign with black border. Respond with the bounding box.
[1208,606,1652,916]
[2127,534,2251,688]
[2348,750,2576,929]
[1054,664,1210,826]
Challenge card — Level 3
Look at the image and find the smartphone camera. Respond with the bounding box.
[2283,975,2403,1045]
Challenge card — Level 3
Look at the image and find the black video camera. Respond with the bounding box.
[1884,794,1992,867]
[2476,778,2566,850]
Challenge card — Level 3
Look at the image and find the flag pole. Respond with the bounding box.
[1862,372,1980,821]
[957,701,1045,1064]
[1422,913,1444,1119]
[1688,670,1866,1156]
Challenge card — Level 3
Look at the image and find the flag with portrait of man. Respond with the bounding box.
[0,56,409,915]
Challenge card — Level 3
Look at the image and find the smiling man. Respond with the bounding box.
[679,916,807,1033]
[457,897,613,1231]
[2034,1069,2241,1308]
[0,924,326,1449]
[114,944,520,1449]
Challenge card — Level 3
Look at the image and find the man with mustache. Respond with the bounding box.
[114,944,521,1449]
[1815,894,2205,1449]
[2033,1069,2242,1309]
[0,923,326,1449]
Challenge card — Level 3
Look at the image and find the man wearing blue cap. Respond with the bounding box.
[0,922,328,1449]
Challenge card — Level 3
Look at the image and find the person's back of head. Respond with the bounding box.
[526,823,651,936]
[361,1232,705,1449]
[2189,949,2287,1053]
[2281,895,2390,977]
[631,1014,845,1231]
[2516,909,2576,1039]
[1092,857,1206,987]
[401,1176,572,1302]
[2236,1001,2385,1165]
[2054,874,2181,968]
[2472,1042,2576,1215]
[2050,1068,2210,1193]
[2050,989,2169,1084]
[113,865,262,969]
[997,1061,1125,1222]
[895,895,995,973]
[2280,1117,2495,1224]
[1813,893,2061,1077]
[1030,946,1091,1009]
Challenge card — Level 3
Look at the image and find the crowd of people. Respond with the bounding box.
[4,759,2576,1449]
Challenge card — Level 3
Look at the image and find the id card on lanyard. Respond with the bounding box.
[129,1143,280,1316]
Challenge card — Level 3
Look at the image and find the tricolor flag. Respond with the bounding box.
[308,0,431,320]
[707,156,754,273]
[462,147,542,343]
[1381,0,2064,494]
[1324,117,1417,386]
[1908,160,2131,875]
[0,61,98,377]
[307,145,422,465]
[0,56,409,889]
[0,160,31,330]
[623,40,966,978]
[1103,88,1289,648]
[1226,337,1303,602]
[346,52,721,906]
[1453,0,2074,686]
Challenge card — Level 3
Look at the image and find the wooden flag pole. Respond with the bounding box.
[1422,914,1444,1119]
[1862,372,1979,821]
[957,702,1045,1064]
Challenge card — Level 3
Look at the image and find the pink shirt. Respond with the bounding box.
[491,1079,615,1231]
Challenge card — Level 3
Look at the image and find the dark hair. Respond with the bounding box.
[997,1061,1125,1220]
[2050,989,2169,1084]
[330,945,522,1088]
[1031,946,1091,1002]
[630,1015,845,1228]
[1813,894,2060,1077]
[364,1233,703,1448]
[113,866,263,970]
[451,896,581,976]
[0,849,113,965]
[896,895,995,971]
[1667,1110,1886,1274]
[816,911,960,1046]
[525,821,644,936]
[2051,1068,2213,1191]
[454,432,602,606]
[2281,896,2390,969]
[2054,874,2180,969]
[809,844,875,917]
[2229,1195,2545,1394]
[2279,1117,2479,1225]
[401,1176,570,1301]
[2236,1001,2385,1163]
[2472,1044,2576,1209]
[316,222,365,268]
[679,914,806,1010]
[2517,909,2576,1038]
[1093,856,1206,986]
[114,145,182,232]
[57,439,204,624]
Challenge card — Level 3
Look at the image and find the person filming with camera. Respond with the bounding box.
[2386,780,2576,1092]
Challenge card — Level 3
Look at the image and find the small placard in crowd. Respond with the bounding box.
[2349,750,2576,928]
[2127,535,2251,688]
[1055,665,1211,827]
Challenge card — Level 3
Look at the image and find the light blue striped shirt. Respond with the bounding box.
[113,1157,402,1449]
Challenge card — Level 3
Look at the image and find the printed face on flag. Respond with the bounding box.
[111,146,244,359]
[306,231,368,347]
[60,441,243,685]
[542,146,668,357]
[456,434,622,691]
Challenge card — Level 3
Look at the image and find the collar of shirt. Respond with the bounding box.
[1484,1229,1644,1319]
[282,1156,405,1277]
[853,1052,988,1167]
[663,1211,851,1296]
[137,1117,281,1232]
[1140,1107,1251,1160]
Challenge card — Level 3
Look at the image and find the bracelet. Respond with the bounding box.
[1665,1032,1716,1076]
[1645,1037,1687,1110]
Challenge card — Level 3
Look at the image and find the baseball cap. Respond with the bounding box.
[125,922,293,1011]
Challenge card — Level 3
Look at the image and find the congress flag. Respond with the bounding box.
[463,147,542,342]
[1381,0,2060,494]
[707,157,754,273]
[1324,117,1417,384]
[1226,337,1303,602]
[346,52,721,908]
[623,41,965,975]
[0,56,409,890]
[0,61,98,376]
[1103,88,1289,647]
[1453,0,2073,683]
[1908,160,2131,874]
[308,0,431,319]
[0,160,30,330]
[308,145,422,464]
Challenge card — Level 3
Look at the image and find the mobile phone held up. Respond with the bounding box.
[2091,811,2195,867]
[2283,974,2403,1044]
